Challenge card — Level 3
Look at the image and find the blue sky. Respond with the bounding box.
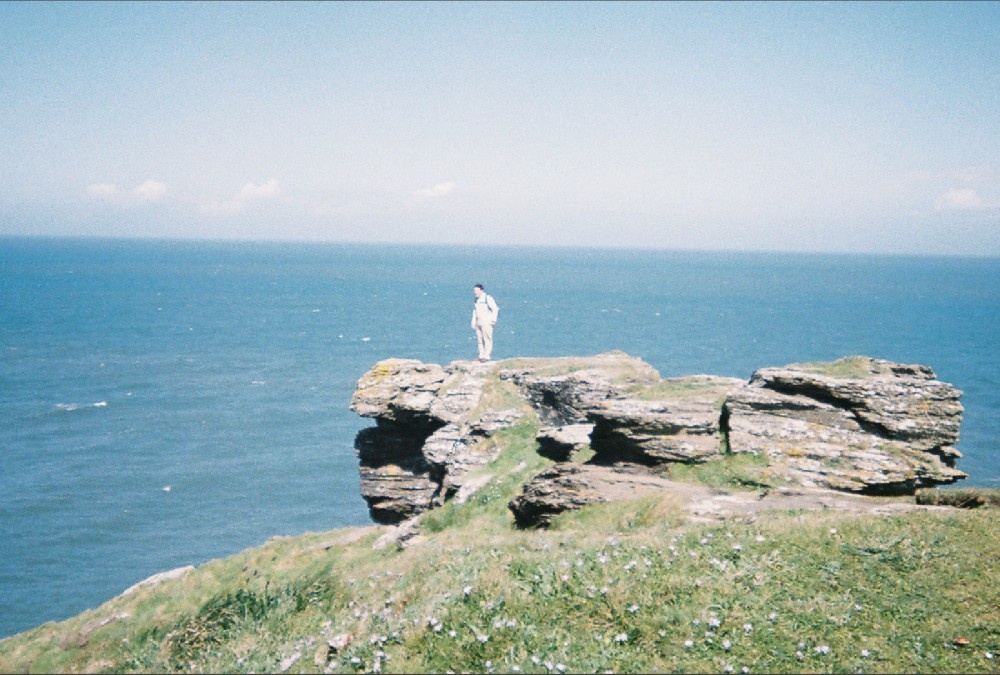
[2,1,998,254]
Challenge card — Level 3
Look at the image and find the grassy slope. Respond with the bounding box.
[2,419,999,673]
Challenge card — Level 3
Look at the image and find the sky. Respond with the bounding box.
[1,0,998,255]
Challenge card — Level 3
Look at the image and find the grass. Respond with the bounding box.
[3,424,999,673]
[785,356,886,379]
[627,377,737,407]
[661,452,777,491]
[499,353,660,384]
[916,487,1000,509]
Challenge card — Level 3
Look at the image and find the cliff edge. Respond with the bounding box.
[351,352,965,528]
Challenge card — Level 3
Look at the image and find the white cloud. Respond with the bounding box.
[935,188,984,211]
[205,179,282,214]
[133,180,168,201]
[236,179,281,202]
[86,182,119,199]
[413,181,456,199]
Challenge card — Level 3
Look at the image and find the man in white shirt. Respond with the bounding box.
[471,284,499,362]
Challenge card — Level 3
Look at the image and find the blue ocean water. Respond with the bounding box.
[1,236,998,638]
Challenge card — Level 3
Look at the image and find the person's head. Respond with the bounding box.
[473,284,485,297]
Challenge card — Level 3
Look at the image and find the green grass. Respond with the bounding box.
[3,437,999,674]
[786,355,885,379]
[628,377,735,407]
[662,452,777,491]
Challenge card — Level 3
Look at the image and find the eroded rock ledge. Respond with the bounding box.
[350,352,965,526]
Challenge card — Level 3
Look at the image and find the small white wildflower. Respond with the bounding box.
[795,651,804,660]
[724,665,734,673]
[448,630,457,638]
[854,603,863,611]
[350,657,362,664]
[700,537,709,545]
[693,618,702,626]
[767,612,778,622]
[463,585,473,596]
[506,618,518,628]
[615,632,629,643]
[556,664,567,672]
[743,622,753,634]
[512,667,521,673]
[600,586,609,595]
[732,543,743,551]
[815,644,831,655]
[627,603,640,613]
[709,616,721,628]
[829,528,837,534]
[684,639,694,649]
[755,535,766,542]
[695,578,703,587]
[477,633,489,643]
[658,629,667,638]
[723,639,732,651]
[741,667,750,674]
[531,655,541,665]
[985,652,994,659]
[861,649,870,658]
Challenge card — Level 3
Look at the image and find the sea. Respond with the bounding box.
[1,236,998,639]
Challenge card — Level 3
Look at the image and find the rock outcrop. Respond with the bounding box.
[508,463,686,528]
[587,376,743,465]
[724,357,966,494]
[351,352,966,526]
[350,358,519,523]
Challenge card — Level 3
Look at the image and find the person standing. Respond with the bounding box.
[471,283,499,362]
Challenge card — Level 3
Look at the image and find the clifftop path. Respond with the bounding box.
[351,352,965,527]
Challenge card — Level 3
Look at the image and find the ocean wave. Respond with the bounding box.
[54,401,108,412]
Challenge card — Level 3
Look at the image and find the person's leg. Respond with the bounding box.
[480,323,494,360]
[475,326,487,360]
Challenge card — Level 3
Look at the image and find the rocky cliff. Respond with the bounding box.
[350,352,965,527]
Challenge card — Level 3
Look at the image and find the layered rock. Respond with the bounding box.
[350,358,510,523]
[508,463,686,528]
[587,376,743,465]
[724,356,966,494]
[351,351,657,523]
[350,352,967,526]
[498,351,661,425]
[535,424,593,462]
